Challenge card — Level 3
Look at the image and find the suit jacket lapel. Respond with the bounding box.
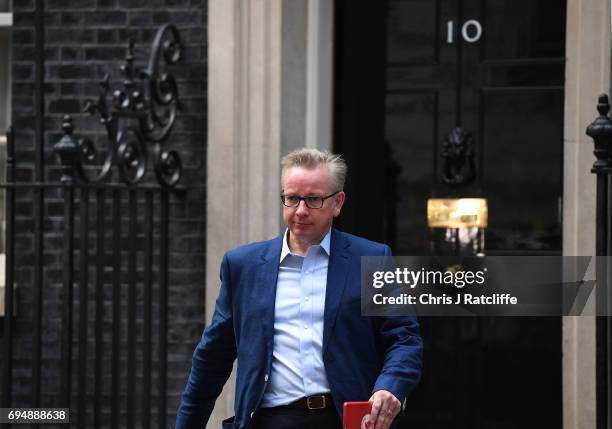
[323,229,351,354]
[258,235,283,352]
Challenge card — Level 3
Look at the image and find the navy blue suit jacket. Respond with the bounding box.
[175,229,422,429]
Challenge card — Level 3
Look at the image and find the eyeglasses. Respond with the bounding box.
[280,192,339,209]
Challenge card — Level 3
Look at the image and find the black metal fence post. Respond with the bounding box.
[1,128,15,418]
[586,93,612,429]
[111,188,121,428]
[54,116,78,411]
[32,0,46,414]
[159,188,169,429]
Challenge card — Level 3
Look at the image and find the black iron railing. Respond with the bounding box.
[586,93,612,429]
[1,21,186,429]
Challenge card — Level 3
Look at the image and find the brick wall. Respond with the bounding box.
[6,0,207,427]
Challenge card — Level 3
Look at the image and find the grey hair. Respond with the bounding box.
[281,148,348,192]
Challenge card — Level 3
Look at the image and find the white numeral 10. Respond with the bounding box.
[447,19,482,44]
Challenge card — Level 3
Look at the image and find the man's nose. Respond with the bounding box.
[295,199,310,215]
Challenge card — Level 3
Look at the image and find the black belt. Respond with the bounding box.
[277,394,333,410]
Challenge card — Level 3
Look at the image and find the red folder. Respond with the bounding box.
[343,401,373,429]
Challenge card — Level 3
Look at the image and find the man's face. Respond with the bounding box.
[282,165,345,246]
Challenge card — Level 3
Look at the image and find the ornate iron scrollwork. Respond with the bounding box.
[441,126,476,187]
[54,24,183,187]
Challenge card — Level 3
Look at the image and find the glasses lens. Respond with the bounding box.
[282,195,300,207]
[305,197,324,209]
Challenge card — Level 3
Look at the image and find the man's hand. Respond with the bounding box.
[368,390,401,429]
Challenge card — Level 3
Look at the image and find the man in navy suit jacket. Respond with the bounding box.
[176,149,422,429]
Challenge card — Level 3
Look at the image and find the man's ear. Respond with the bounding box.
[333,191,346,217]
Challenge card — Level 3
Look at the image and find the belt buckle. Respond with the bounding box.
[306,395,326,410]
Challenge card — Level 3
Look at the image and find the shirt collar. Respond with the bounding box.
[280,228,332,262]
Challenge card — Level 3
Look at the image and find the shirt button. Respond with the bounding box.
[304,297,309,302]
[304,326,308,330]
[264,374,269,382]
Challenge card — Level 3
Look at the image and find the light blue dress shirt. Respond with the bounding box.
[260,228,332,407]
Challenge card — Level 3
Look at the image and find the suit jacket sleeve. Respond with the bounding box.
[371,245,423,409]
[176,253,237,429]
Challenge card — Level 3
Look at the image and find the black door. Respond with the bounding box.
[334,1,565,428]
